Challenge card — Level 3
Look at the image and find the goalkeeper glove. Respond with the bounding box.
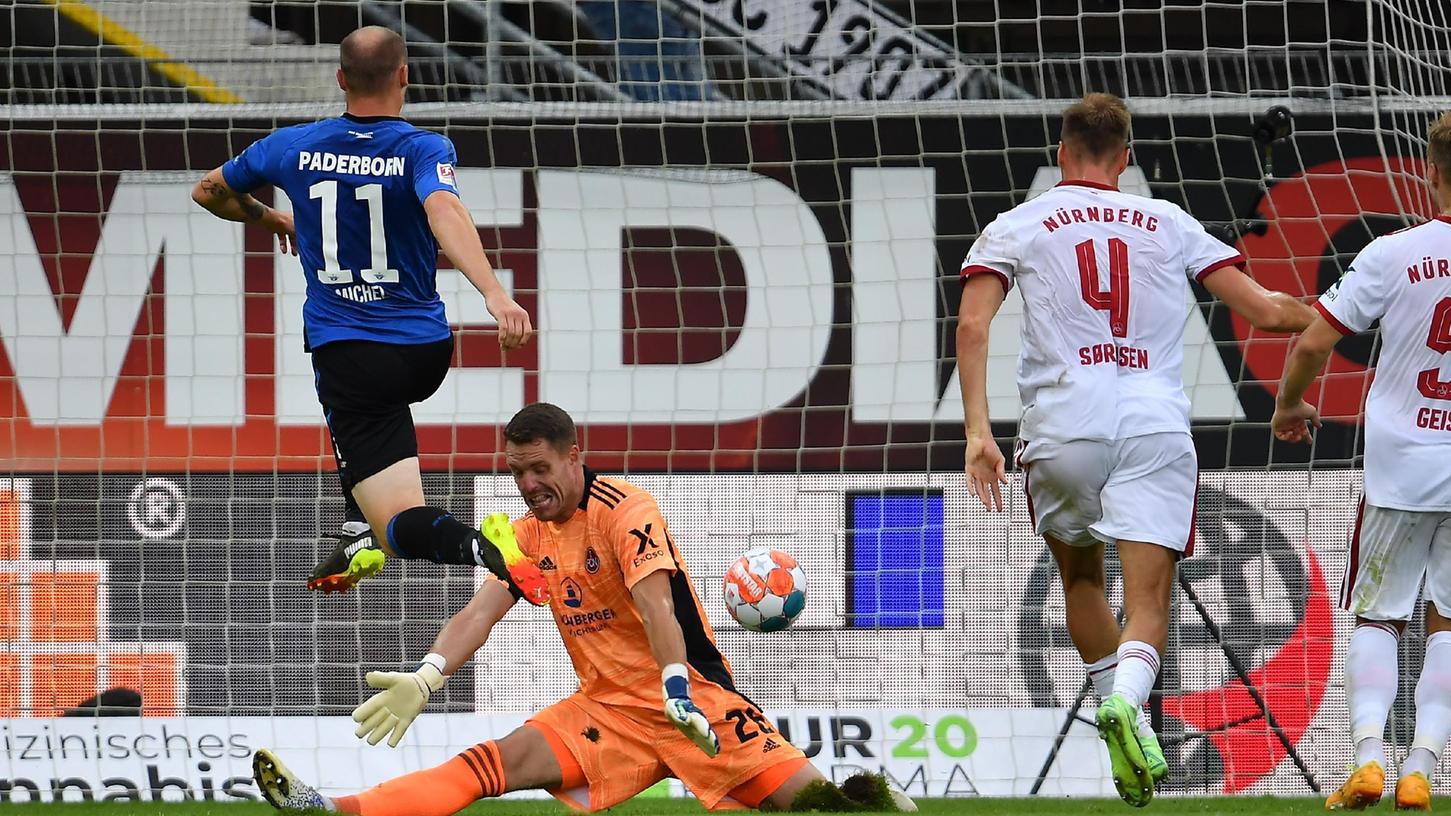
[662,663,719,758]
[352,653,447,748]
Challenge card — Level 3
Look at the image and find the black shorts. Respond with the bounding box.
[311,337,453,485]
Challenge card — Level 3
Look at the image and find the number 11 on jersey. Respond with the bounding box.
[309,180,399,285]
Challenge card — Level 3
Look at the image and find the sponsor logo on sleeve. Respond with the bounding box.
[630,524,668,567]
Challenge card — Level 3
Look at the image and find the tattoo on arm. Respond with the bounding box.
[238,196,266,221]
[199,178,230,199]
[196,173,269,224]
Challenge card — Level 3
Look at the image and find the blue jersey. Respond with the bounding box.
[222,113,459,348]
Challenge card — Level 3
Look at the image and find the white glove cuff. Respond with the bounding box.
[419,653,448,691]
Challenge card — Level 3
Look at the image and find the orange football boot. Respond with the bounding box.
[480,513,551,606]
[1326,761,1385,811]
[1395,771,1432,811]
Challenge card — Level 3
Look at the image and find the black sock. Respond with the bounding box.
[387,506,479,566]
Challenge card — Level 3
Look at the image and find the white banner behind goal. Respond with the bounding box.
[0,469,1380,802]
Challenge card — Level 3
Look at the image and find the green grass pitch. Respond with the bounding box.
[22,797,1438,814]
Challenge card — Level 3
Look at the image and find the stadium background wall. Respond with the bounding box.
[1,111,1404,471]
[0,110,1418,799]
[0,469,1363,800]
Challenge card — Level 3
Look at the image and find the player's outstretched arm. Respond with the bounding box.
[1201,265,1316,333]
[189,167,296,255]
[956,274,1009,511]
[423,190,533,350]
[1271,317,1342,444]
[630,571,721,758]
[352,577,517,747]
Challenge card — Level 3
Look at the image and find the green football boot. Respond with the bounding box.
[1097,693,1156,807]
[1137,717,1169,784]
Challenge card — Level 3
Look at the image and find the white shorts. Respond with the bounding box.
[1017,432,1198,553]
[1342,502,1451,621]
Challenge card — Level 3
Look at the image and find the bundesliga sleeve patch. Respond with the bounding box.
[436,162,457,187]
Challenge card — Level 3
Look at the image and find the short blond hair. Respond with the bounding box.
[1430,110,1451,178]
[1062,93,1131,161]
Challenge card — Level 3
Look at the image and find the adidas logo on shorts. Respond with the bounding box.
[762,737,780,753]
[538,556,557,571]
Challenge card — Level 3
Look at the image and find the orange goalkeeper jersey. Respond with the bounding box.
[512,467,737,708]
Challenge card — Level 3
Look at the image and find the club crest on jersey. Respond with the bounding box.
[561,578,583,608]
[584,547,600,574]
[436,162,456,187]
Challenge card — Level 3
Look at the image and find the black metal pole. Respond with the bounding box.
[1029,677,1095,795]
[1177,573,1320,793]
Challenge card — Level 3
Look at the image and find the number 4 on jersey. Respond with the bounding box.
[1076,237,1130,338]
[308,180,399,285]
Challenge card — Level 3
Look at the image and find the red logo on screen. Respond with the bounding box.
[1233,156,1434,420]
[1160,548,1333,793]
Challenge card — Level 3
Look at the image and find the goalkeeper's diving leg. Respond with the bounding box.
[254,725,916,815]
[253,725,554,816]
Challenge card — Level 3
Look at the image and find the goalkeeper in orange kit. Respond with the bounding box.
[252,403,915,814]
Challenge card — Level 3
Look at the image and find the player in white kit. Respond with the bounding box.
[1273,111,1451,813]
[957,94,1315,807]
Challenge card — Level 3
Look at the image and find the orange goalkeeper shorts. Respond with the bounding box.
[527,683,807,812]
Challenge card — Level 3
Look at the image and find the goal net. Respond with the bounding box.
[1,0,1449,803]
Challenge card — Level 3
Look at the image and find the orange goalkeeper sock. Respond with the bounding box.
[335,741,506,816]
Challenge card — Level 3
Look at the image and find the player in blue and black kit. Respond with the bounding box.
[190,26,549,607]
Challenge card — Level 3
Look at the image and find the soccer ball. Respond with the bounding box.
[722,547,807,632]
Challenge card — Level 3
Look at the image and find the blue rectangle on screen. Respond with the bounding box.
[846,490,944,628]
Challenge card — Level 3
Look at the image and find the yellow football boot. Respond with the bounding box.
[1326,761,1385,811]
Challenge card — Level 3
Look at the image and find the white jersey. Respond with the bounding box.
[961,180,1243,443]
[1316,215,1451,511]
